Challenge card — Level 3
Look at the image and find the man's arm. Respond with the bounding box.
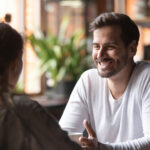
[59,73,90,134]
[79,120,99,150]
[79,120,150,150]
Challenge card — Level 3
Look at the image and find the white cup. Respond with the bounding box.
[68,132,83,145]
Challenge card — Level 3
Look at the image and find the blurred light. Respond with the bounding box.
[60,0,83,8]
[0,0,7,18]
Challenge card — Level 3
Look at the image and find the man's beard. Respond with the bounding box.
[95,58,128,78]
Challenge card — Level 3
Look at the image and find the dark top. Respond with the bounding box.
[0,94,81,150]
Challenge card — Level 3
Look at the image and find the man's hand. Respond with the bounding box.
[79,120,99,150]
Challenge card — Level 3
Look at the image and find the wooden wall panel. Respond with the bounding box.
[97,0,107,14]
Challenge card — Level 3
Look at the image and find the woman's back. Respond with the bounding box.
[0,94,81,150]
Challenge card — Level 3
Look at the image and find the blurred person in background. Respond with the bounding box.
[0,22,82,150]
[59,12,150,150]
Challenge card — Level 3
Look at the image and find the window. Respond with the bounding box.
[0,0,98,95]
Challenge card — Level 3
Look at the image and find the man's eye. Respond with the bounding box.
[93,45,100,50]
[106,45,116,50]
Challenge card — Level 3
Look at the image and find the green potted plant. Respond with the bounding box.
[28,17,91,98]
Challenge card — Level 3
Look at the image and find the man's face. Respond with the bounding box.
[92,25,132,78]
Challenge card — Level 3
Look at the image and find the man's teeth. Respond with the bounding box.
[96,58,112,63]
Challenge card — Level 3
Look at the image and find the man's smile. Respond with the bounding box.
[96,58,113,69]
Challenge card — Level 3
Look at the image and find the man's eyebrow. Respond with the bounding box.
[104,41,118,45]
[92,42,99,45]
[92,41,118,45]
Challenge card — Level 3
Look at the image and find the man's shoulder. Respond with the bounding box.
[135,61,150,74]
[136,61,150,67]
[132,61,150,85]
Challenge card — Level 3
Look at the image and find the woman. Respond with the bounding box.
[0,22,81,150]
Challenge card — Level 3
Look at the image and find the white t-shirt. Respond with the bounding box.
[59,61,150,149]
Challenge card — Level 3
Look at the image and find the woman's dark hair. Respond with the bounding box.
[90,12,140,47]
[0,22,23,75]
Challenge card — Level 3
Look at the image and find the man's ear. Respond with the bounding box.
[128,40,137,57]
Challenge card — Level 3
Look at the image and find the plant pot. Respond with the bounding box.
[55,80,76,98]
[46,80,76,99]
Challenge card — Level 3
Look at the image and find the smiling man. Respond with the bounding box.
[59,12,150,150]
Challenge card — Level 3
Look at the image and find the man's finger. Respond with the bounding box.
[83,120,96,138]
[79,136,93,146]
[81,145,94,150]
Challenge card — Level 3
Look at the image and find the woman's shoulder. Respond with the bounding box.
[13,95,56,123]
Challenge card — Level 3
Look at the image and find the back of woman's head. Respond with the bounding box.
[0,22,23,75]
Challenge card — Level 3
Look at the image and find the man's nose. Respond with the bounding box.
[97,48,104,59]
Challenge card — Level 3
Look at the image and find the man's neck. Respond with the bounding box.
[107,61,135,100]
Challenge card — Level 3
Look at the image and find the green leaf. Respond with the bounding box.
[27,17,91,86]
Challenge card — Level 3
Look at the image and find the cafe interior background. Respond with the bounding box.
[0,0,150,120]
